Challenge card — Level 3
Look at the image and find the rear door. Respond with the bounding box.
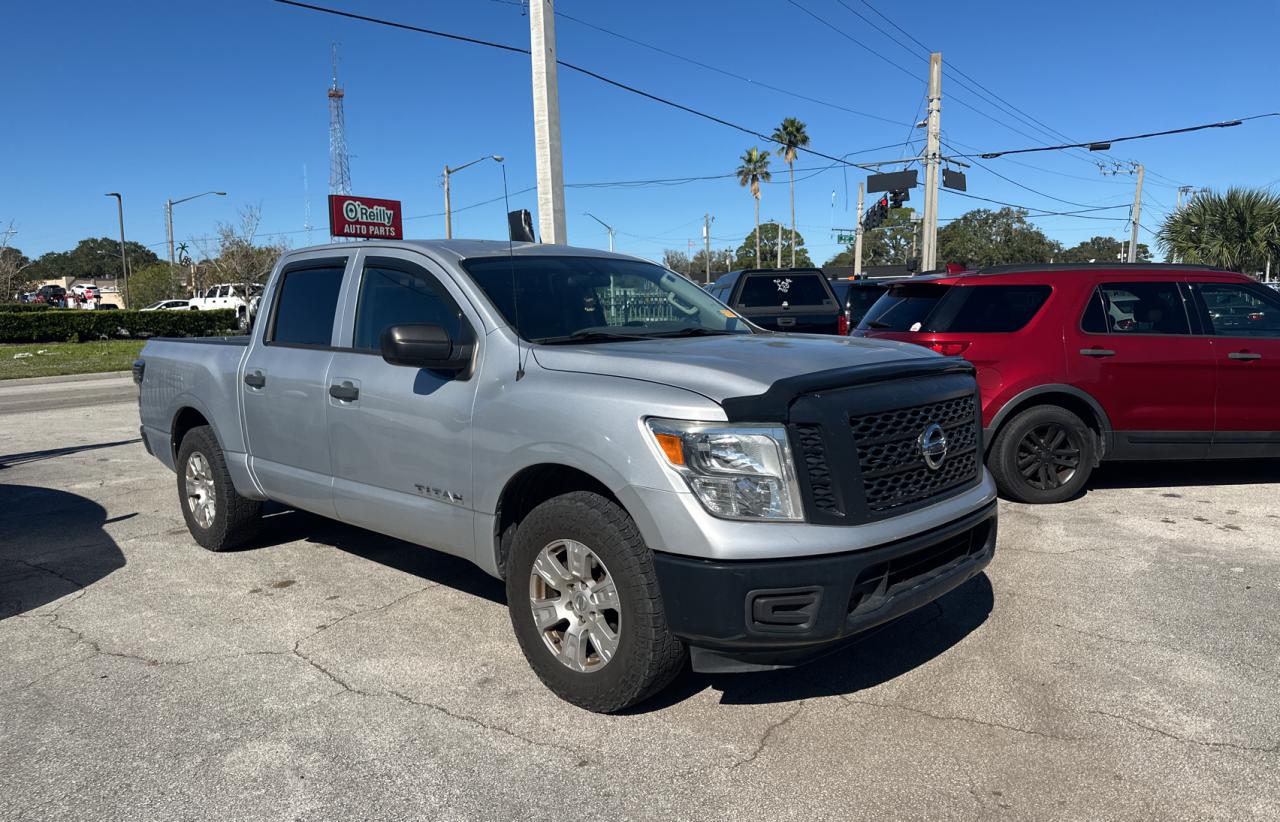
[1190,281,1280,456]
[731,271,840,333]
[323,249,483,559]
[241,253,350,516]
[1068,280,1215,457]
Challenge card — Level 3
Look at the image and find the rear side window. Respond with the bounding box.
[736,273,833,309]
[1196,282,1280,338]
[269,263,346,346]
[352,259,463,351]
[1082,282,1191,335]
[928,285,1052,333]
[859,283,948,331]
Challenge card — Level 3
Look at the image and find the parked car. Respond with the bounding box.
[71,284,101,300]
[855,263,1280,503]
[706,268,844,334]
[140,300,192,311]
[136,240,997,712]
[188,283,262,324]
[829,278,889,333]
[35,285,66,305]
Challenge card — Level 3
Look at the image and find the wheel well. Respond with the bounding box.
[991,392,1106,462]
[493,464,621,580]
[171,407,211,459]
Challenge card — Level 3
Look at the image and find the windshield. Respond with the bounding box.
[859,283,949,331]
[463,255,753,344]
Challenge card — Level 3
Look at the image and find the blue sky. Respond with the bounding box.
[5,0,1278,265]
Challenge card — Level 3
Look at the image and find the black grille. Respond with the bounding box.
[850,394,980,513]
[794,424,840,514]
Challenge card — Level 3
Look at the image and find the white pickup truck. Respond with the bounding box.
[187,283,261,323]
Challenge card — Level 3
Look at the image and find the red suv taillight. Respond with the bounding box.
[838,314,849,335]
[925,341,970,356]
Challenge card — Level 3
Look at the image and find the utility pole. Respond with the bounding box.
[920,52,942,272]
[105,193,129,307]
[529,0,566,244]
[1128,164,1145,263]
[703,213,713,284]
[853,182,865,278]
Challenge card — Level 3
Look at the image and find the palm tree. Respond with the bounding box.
[771,117,810,268]
[1159,188,1280,273]
[736,147,772,268]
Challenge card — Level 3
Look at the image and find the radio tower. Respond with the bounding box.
[328,43,352,196]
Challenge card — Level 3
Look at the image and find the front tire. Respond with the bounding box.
[506,491,686,713]
[176,425,262,551]
[988,405,1095,504]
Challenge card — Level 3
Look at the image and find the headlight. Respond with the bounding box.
[646,419,804,521]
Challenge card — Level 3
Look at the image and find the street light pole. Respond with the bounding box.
[105,193,130,308]
[583,212,615,253]
[165,191,226,291]
[442,155,503,239]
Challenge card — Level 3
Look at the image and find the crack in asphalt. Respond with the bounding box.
[730,705,805,769]
[1087,710,1280,755]
[841,696,1084,742]
[1051,622,1280,678]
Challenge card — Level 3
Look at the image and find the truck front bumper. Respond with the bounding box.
[652,502,996,673]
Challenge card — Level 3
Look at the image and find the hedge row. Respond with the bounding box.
[0,309,239,343]
[0,303,55,312]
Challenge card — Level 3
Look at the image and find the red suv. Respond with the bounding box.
[856,264,1280,503]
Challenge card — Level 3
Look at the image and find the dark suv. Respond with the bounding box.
[856,264,1280,502]
[35,285,66,305]
[829,278,889,332]
[707,268,843,334]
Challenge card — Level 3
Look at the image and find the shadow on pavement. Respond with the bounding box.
[253,506,505,605]
[0,485,126,618]
[0,439,141,470]
[638,574,994,711]
[1088,459,1280,490]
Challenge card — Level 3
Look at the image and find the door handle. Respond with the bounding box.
[329,381,360,402]
[777,317,796,327]
[1079,348,1116,357]
[244,371,266,388]
[1228,351,1262,361]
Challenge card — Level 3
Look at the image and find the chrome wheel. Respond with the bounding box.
[184,451,217,529]
[528,539,622,673]
[1016,423,1081,491]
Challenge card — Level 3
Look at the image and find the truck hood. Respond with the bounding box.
[531,333,939,403]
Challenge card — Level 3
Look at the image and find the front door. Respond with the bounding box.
[242,254,350,517]
[1068,280,1216,458]
[325,249,482,559]
[1192,281,1280,457]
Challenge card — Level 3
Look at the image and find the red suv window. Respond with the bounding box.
[860,283,1051,333]
[1081,282,1192,335]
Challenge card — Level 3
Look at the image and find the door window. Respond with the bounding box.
[1196,282,1280,338]
[352,258,463,351]
[268,263,346,347]
[1081,282,1191,335]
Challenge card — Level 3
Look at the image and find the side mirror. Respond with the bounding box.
[380,323,472,373]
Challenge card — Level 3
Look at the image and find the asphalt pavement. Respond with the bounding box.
[1,375,1277,821]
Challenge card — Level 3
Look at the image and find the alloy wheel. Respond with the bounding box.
[1015,424,1081,491]
[528,539,622,673]
[184,451,217,529]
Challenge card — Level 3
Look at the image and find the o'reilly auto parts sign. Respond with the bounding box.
[328,194,404,239]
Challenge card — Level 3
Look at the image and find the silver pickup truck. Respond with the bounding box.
[136,240,997,712]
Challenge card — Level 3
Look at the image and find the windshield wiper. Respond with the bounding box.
[643,327,736,338]
[537,330,654,345]
[864,320,893,329]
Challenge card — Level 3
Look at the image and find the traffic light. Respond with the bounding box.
[863,195,889,230]
[889,189,909,209]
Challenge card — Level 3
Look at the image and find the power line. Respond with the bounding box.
[553,9,910,127]
[940,139,1102,209]
[956,113,1279,159]
[945,190,1129,220]
[272,0,895,169]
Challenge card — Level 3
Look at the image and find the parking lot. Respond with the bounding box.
[2,375,1278,821]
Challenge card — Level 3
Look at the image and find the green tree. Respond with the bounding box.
[26,237,161,284]
[1,222,34,301]
[771,117,810,268]
[128,263,186,308]
[936,208,1062,268]
[733,223,813,269]
[1158,188,1280,273]
[736,147,772,268]
[1060,235,1151,263]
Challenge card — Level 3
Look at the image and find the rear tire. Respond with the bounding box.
[176,425,262,551]
[506,491,686,713]
[988,405,1095,504]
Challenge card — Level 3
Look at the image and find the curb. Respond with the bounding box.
[0,370,133,387]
